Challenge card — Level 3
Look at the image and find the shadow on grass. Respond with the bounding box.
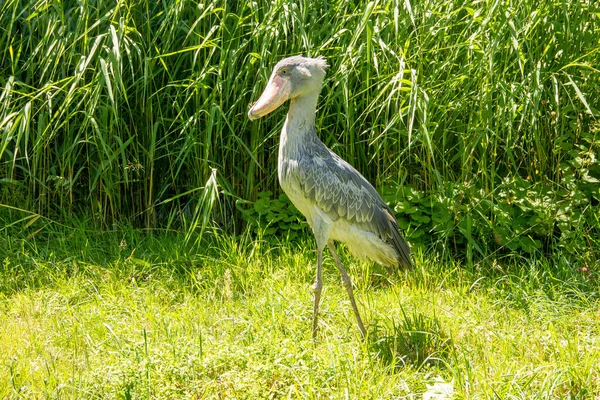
[368,307,454,371]
[0,222,211,295]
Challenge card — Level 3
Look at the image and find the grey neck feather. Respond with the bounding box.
[278,91,321,185]
[280,91,320,152]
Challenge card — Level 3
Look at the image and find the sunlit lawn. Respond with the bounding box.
[1,229,599,398]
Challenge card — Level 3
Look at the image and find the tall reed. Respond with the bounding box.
[0,0,598,233]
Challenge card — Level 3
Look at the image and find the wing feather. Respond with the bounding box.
[287,146,412,268]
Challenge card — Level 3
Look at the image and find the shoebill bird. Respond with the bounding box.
[248,55,412,339]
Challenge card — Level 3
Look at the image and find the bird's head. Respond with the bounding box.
[248,55,328,120]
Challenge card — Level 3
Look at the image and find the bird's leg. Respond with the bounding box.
[312,247,324,339]
[327,242,366,339]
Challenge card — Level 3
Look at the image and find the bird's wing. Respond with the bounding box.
[294,149,380,225]
[286,146,411,268]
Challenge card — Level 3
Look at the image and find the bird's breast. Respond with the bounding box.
[278,157,318,228]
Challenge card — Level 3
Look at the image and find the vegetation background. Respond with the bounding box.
[0,0,599,398]
[2,0,598,263]
[0,1,600,261]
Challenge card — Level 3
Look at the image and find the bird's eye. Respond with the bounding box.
[280,68,289,75]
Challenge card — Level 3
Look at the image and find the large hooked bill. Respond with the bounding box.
[248,74,290,120]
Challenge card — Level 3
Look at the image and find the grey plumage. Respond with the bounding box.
[248,55,412,338]
[280,128,412,268]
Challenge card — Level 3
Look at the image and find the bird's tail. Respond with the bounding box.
[384,206,412,269]
[390,226,412,269]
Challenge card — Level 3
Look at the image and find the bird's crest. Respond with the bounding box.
[311,56,328,71]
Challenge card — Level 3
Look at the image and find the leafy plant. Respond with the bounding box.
[237,191,308,243]
[384,138,600,266]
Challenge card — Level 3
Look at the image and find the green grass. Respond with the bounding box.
[1,227,599,398]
